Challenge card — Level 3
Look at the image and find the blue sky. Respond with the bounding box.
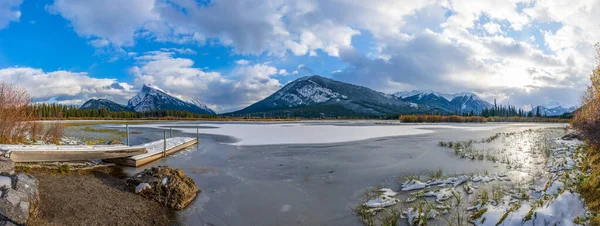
[0,0,597,112]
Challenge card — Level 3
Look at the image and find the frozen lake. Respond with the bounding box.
[101,121,565,226]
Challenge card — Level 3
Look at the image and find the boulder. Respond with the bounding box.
[561,132,581,140]
[126,166,199,210]
[0,188,30,225]
[0,159,14,175]
[11,174,39,214]
[0,221,16,226]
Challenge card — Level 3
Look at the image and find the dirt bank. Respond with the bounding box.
[25,166,178,226]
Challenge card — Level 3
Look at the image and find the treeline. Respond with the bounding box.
[481,100,545,118]
[399,115,569,123]
[30,103,218,119]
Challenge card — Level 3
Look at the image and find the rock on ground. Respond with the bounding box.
[0,158,39,225]
[126,166,199,210]
[0,159,14,175]
[561,132,581,140]
[12,173,39,213]
[0,187,30,225]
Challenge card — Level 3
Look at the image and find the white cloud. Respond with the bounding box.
[130,50,282,112]
[0,67,135,105]
[48,0,158,46]
[236,59,249,65]
[0,0,23,29]
[36,0,600,107]
[483,22,502,34]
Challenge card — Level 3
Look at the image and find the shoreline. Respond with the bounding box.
[25,165,178,226]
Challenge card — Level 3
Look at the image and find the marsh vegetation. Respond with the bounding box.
[354,127,589,225]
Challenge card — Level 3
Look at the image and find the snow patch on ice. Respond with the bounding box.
[402,180,427,191]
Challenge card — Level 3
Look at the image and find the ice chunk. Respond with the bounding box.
[135,183,151,193]
[402,180,427,191]
[377,188,397,197]
[364,196,399,208]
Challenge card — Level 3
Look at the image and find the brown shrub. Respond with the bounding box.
[573,44,600,148]
[0,82,35,143]
[44,121,65,145]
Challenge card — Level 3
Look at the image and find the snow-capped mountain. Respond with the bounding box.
[233,75,427,117]
[393,90,493,114]
[80,99,131,112]
[532,102,577,116]
[127,84,215,114]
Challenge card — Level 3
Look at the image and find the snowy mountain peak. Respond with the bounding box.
[393,90,480,102]
[393,90,492,114]
[128,84,215,114]
[532,102,577,116]
[234,75,422,116]
[544,102,562,109]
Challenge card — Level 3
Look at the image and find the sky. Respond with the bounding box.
[0,0,597,113]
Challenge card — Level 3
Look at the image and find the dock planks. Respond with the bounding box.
[107,138,198,167]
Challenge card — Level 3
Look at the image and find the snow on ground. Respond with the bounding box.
[130,137,195,160]
[132,123,508,146]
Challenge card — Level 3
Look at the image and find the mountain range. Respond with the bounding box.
[80,85,216,115]
[531,102,577,117]
[392,90,493,114]
[80,75,576,117]
[80,99,131,112]
[231,75,429,117]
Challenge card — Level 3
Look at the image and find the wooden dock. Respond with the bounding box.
[4,145,148,163]
[107,138,198,167]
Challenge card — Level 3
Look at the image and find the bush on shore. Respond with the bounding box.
[398,115,568,123]
[0,82,37,143]
[0,82,64,144]
[571,43,600,224]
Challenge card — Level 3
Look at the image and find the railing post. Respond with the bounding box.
[126,124,130,146]
[169,126,172,138]
[163,130,167,158]
[196,125,199,146]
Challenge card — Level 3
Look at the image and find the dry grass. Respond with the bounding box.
[572,43,600,223]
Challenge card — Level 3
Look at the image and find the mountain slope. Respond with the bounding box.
[393,90,492,114]
[233,75,427,117]
[127,85,215,115]
[80,99,131,112]
[532,102,577,116]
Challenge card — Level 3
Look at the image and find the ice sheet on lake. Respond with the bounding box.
[132,123,505,146]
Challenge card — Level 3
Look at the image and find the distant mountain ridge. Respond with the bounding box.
[80,84,215,115]
[80,99,131,112]
[532,102,577,116]
[393,90,493,114]
[127,85,215,114]
[79,78,573,118]
[232,75,427,117]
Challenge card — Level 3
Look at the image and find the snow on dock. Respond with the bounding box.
[107,137,197,167]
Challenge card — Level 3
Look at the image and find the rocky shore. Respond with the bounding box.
[0,158,39,225]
